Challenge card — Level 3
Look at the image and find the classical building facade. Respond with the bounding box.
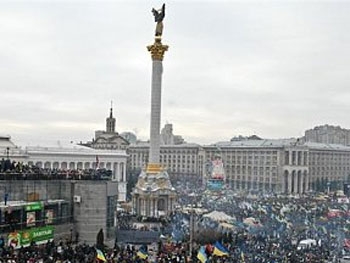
[128,143,205,179]
[128,138,350,194]
[306,142,350,191]
[203,139,309,194]
[0,136,128,202]
[25,145,128,202]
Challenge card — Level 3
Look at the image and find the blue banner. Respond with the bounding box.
[207,179,224,191]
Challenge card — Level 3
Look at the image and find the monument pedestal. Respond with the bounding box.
[132,164,177,218]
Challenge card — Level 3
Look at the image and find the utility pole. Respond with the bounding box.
[189,193,196,258]
[189,203,193,257]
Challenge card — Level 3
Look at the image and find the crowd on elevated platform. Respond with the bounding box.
[0,159,112,180]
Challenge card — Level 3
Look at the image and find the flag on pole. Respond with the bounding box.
[96,248,106,262]
[197,246,208,263]
[212,241,229,256]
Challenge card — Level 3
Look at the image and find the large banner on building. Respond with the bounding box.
[206,156,226,191]
[8,226,54,249]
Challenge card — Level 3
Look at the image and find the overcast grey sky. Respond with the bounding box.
[1,0,350,146]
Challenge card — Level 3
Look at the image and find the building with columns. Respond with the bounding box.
[203,139,350,194]
[203,139,309,194]
[281,145,309,194]
[306,142,350,191]
[24,144,128,202]
[0,136,126,246]
[0,136,128,202]
[128,143,205,180]
[128,136,350,195]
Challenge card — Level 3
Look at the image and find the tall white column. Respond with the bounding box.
[147,37,168,170]
[115,163,120,182]
[293,172,298,193]
[289,151,292,166]
[149,60,163,164]
[122,162,126,181]
[305,173,309,192]
[118,163,121,181]
[301,152,304,166]
[287,172,292,193]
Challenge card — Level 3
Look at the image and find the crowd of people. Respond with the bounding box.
[1,169,350,262]
[1,195,349,262]
[112,177,350,262]
[0,159,112,180]
[167,177,350,262]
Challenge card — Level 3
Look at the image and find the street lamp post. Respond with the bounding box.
[327,182,331,195]
[189,203,193,256]
[188,193,197,258]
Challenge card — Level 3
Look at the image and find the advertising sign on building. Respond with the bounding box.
[25,202,43,211]
[26,211,36,227]
[7,226,54,249]
[45,210,54,224]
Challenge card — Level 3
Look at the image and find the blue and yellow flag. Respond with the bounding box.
[137,248,148,259]
[96,248,107,262]
[197,246,208,263]
[213,241,229,257]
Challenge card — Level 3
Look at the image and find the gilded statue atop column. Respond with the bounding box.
[152,3,165,37]
[148,3,168,61]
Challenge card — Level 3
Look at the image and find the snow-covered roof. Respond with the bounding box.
[129,142,201,148]
[207,138,298,148]
[0,135,16,148]
[25,144,127,157]
[205,139,350,152]
[304,142,350,151]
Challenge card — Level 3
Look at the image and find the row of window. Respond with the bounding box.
[129,149,199,155]
[209,150,279,155]
[228,175,276,182]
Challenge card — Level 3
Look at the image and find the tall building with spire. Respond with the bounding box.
[106,106,116,134]
[80,105,129,151]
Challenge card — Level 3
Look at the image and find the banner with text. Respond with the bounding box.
[8,226,54,249]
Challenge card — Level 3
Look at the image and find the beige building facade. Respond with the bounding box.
[203,139,309,194]
[128,138,350,194]
[128,143,205,179]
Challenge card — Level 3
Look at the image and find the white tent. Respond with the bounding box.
[202,211,235,223]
